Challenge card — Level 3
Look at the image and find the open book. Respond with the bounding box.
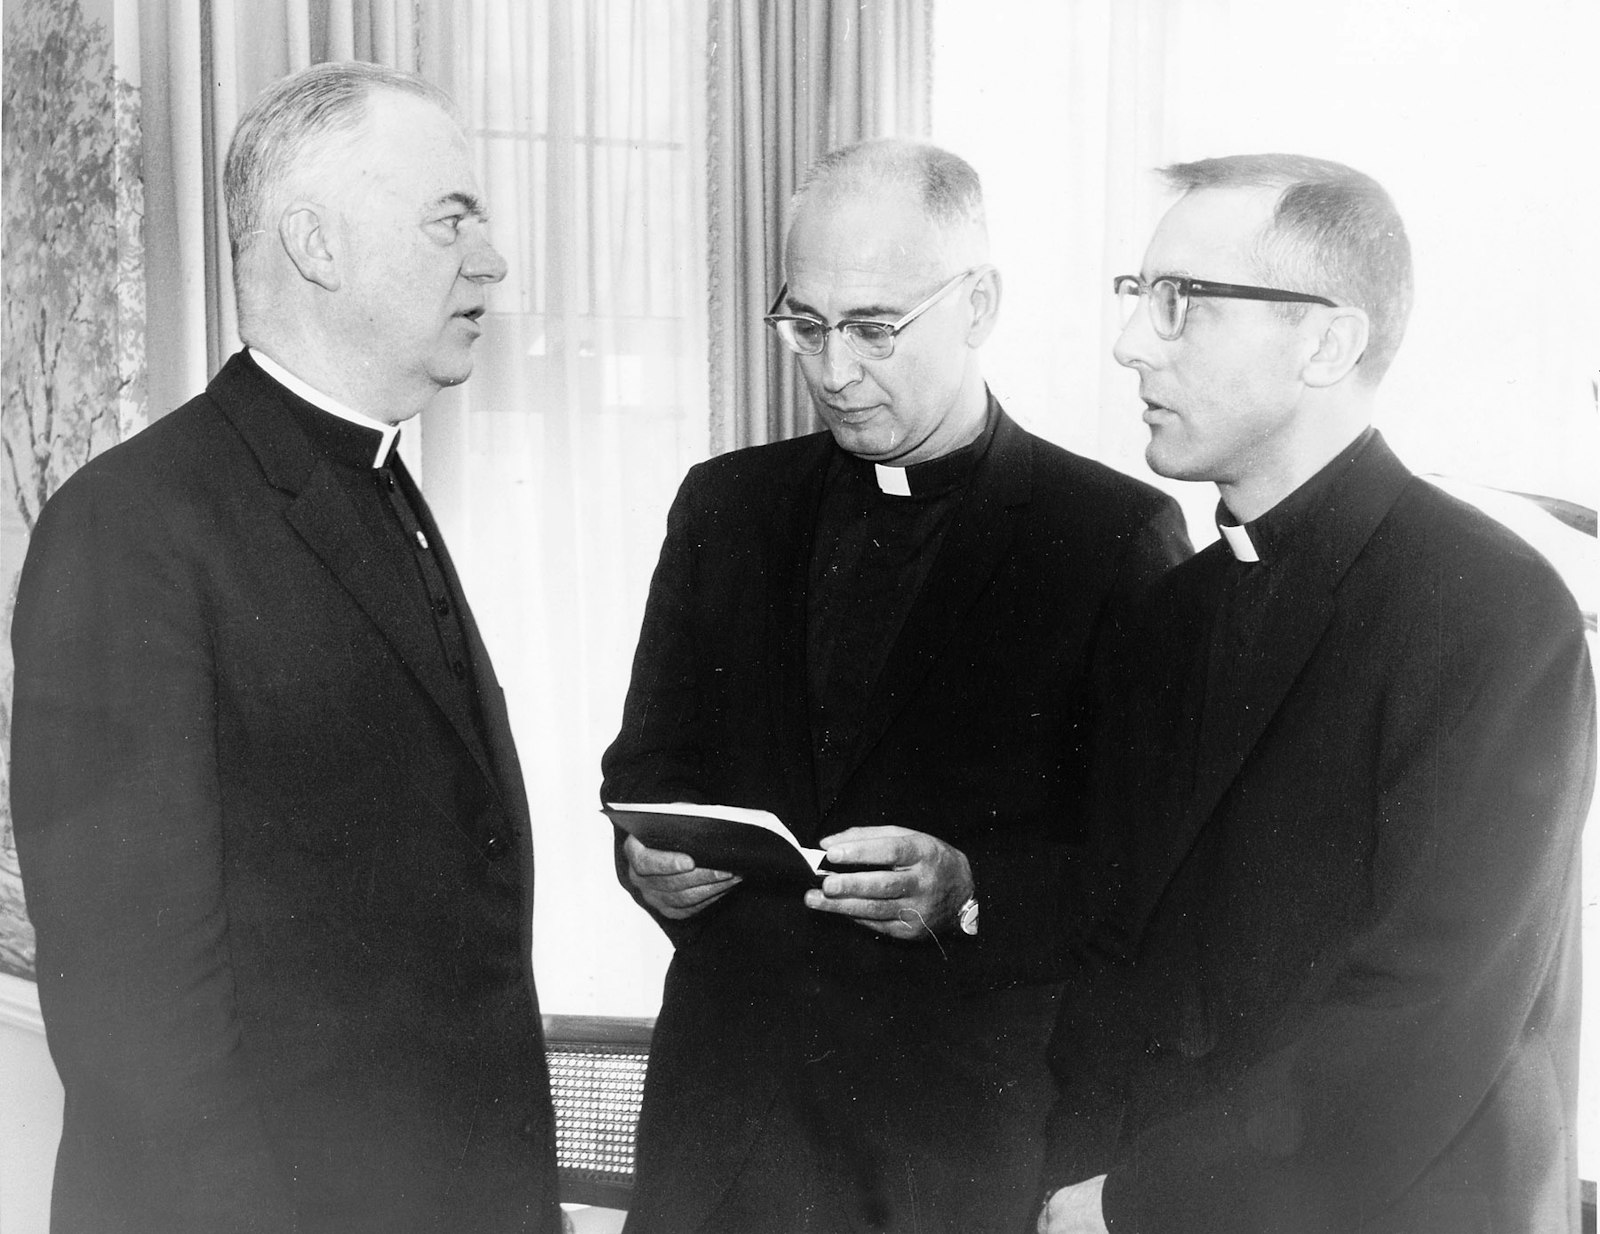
[604,802,827,887]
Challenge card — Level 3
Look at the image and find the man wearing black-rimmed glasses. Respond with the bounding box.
[1037,154,1595,1234]
[602,138,1189,1233]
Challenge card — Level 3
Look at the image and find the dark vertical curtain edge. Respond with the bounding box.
[703,0,932,456]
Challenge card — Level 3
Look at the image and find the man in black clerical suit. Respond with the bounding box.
[1037,155,1596,1234]
[10,62,561,1233]
[602,138,1191,1234]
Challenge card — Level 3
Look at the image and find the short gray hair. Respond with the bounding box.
[793,138,987,234]
[1161,154,1413,384]
[224,61,454,264]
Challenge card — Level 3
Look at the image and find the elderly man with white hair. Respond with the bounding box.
[12,61,561,1233]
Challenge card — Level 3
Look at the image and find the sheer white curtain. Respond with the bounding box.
[420,0,710,1015]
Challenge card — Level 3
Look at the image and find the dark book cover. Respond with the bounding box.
[604,802,827,888]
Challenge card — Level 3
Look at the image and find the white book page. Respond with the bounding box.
[606,801,825,868]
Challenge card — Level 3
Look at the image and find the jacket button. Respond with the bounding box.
[484,833,511,862]
[516,1114,540,1141]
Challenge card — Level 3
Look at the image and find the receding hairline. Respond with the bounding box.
[783,140,991,286]
[1154,152,1414,384]
[791,138,987,232]
[1161,152,1344,193]
[225,62,459,264]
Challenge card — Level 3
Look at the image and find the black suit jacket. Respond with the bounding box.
[602,401,1191,1233]
[10,353,561,1234]
[1044,433,1596,1234]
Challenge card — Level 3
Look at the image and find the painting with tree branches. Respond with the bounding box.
[1,0,146,980]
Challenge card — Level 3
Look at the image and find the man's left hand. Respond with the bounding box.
[803,825,973,941]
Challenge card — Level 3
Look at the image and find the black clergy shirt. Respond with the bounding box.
[806,402,1001,812]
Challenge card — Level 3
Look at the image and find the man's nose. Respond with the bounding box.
[1112,304,1158,370]
[464,233,509,284]
[819,329,862,390]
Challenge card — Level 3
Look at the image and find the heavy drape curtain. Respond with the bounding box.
[706,0,932,451]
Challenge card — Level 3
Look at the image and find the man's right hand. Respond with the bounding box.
[623,834,742,919]
[1037,1176,1108,1234]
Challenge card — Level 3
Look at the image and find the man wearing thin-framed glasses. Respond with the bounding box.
[1037,154,1595,1234]
[603,138,1190,1233]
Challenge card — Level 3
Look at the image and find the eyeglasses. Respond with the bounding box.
[764,267,984,360]
[1113,274,1336,341]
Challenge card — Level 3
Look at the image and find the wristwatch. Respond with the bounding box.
[957,895,979,936]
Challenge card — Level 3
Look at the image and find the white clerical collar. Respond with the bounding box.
[1218,520,1261,563]
[249,348,399,468]
[874,464,912,496]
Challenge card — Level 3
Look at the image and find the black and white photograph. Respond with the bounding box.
[1,2,1595,1232]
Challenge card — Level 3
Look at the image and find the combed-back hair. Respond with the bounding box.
[224,60,454,263]
[1162,153,1413,384]
[793,138,987,234]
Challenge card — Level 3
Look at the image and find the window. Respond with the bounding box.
[424,0,711,1015]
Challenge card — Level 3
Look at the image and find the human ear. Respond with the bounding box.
[279,202,341,292]
[1302,305,1369,387]
[964,265,1002,348]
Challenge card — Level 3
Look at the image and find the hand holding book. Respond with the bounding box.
[805,825,975,942]
[608,804,974,941]
[606,802,826,893]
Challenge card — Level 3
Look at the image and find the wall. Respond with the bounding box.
[2,0,143,1227]
[932,0,1599,542]
[0,978,61,1234]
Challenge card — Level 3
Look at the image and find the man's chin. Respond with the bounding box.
[430,358,477,390]
[824,421,891,459]
[1143,433,1188,482]
[1144,438,1210,484]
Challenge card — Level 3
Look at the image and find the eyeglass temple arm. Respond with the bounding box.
[1186,279,1337,308]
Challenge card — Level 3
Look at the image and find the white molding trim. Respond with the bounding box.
[0,972,44,1034]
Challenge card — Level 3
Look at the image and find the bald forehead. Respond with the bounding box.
[793,183,939,251]
[786,183,979,286]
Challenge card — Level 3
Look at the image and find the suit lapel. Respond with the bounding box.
[1182,566,1337,832]
[1121,435,1415,943]
[283,469,502,790]
[826,408,1030,810]
[1185,437,1413,829]
[208,355,506,803]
